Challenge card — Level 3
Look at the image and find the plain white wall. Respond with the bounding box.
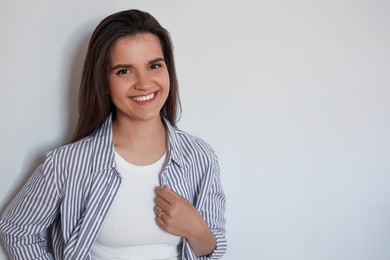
[1,0,390,259]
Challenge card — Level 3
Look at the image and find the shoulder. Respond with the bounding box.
[46,136,93,157]
[164,117,217,158]
[168,124,219,169]
[175,128,216,156]
[45,115,113,164]
[45,135,95,163]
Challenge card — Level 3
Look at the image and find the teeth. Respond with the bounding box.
[132,93,155,102]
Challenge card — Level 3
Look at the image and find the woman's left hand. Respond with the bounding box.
[154,186,216,256]
[154,186,203,238]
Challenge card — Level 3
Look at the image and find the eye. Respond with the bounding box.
[116,69,130,77]
[150,63,163,70]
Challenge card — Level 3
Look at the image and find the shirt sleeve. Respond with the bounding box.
[182,151,227,260]
[0,154,60,259]
[199,155,227,259]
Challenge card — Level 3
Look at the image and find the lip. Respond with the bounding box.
[129,91,158,104]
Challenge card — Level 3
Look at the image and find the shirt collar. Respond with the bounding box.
[91,114,116,172]
[162,116,184,168]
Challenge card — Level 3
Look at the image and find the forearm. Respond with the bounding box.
[1,233,53,260]
[186,222,216,257]
[0,163,58,260]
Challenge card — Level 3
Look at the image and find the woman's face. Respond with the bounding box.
[108,33,170,124]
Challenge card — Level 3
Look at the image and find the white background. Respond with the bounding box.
[1,0,390,259]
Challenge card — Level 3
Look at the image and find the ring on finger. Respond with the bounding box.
[158,210,164,218]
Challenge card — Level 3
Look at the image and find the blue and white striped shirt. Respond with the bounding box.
[0,115,227,260]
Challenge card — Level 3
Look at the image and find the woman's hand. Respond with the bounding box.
[154,186,216,257]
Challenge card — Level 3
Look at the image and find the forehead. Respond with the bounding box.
[110,33,163,63]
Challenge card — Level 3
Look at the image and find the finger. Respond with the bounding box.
[155,196,171,211]
[155,213,166,227]
[155,186,173,205]
[154,205,163,216]
[154,206,168,223]
[156,186,179,202]
[164,186,181,198]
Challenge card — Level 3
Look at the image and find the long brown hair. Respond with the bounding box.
[71,9,181,142]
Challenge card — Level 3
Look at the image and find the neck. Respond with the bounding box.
[112,115,167,165]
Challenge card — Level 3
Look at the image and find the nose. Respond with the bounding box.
[134,71,152,91]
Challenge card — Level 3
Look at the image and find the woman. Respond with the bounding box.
[0,9,226,260]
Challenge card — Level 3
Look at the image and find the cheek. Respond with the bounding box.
[107,83,126,106]
[165,78,170,91]
[163,72,170,91]
[108,78,127,95]
[107,78,115,95]
[163,79,170,100]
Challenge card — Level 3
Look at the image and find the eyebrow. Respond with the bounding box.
[110,57,166,71]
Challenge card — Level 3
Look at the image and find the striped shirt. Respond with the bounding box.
[0,115,227,260]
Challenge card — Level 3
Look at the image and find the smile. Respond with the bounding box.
[131,92,156,102]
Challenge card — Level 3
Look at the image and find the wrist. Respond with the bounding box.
[186,224,216,257]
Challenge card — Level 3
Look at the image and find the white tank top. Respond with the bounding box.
[90,151,182,260]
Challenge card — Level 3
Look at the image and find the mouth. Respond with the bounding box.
[130,91,157,102]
